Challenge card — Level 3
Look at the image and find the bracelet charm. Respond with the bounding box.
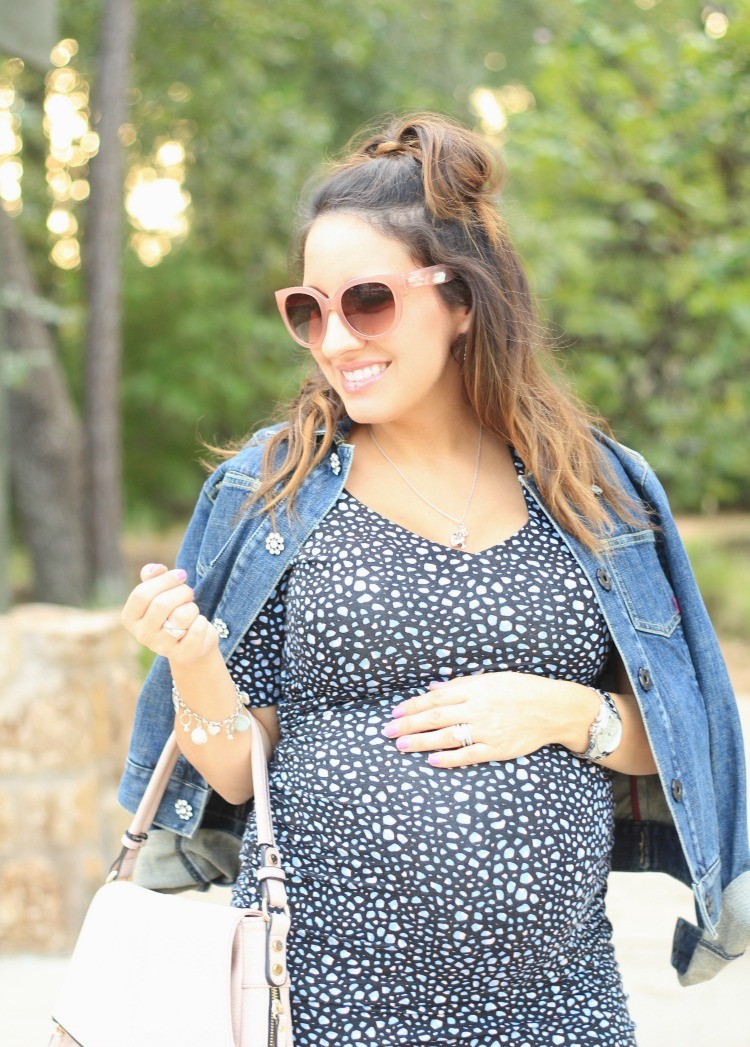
[172,679,252,745]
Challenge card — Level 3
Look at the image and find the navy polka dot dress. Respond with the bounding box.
[230,452,636,1046]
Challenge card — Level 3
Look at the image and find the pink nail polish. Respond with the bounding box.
[382,723,398,738]
[396,738,410,751]
[391,707,405,718]
[427,754,441,766]
[175,569,188,581]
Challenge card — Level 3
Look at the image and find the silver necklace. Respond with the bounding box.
[369,423,484,550]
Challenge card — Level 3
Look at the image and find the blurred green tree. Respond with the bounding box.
[5,0,748,603]
[505,0,750,510]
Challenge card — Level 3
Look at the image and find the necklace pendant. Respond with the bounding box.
[449,526,468,550]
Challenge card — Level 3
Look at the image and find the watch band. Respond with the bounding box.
[572,688,623,762]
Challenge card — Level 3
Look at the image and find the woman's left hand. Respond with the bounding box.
[381,671,595,768]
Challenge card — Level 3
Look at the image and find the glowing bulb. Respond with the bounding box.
[50,38,79,68]
[132,233,172,266]
[80,132,100,156]
[0,160,22,202]
[705,12,728,37]
[0,123,17,154]
[470,88,507,134]
[156,140,185,167]
[70,179,90,201]
[50,237,81,269]
[126,173,189,232]
[47,208,78,236]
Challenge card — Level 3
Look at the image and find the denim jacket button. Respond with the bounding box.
[638,667,653,690]
[212,617,229,639]
[174,799,193,821]
[671,779,684,802]
[596,568,613,591]
[265,531,285,555]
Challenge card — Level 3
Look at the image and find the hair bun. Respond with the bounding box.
[357,115,503,237]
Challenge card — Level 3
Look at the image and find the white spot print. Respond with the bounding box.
[226,448,634,1046]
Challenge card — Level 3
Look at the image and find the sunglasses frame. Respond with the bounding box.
[274,264,456,349]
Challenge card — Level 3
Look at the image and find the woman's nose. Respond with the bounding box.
[319,309,363,358]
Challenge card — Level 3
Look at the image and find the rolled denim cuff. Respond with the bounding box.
[672,869,750,986]
[132,826,242,893]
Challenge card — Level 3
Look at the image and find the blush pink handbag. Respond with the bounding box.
[48,714,293,1047]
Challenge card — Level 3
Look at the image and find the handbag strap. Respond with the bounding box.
[110,713,289,912]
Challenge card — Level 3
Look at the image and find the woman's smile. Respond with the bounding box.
[338,360,390,392]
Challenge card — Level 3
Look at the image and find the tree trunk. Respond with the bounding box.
[0,207,88,605]
[84,0,136,605]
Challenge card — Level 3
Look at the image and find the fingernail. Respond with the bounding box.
[396,738,410,751]
[391,707,405,718]
[428,681,444,690]
[427,754,441,766]
[175,569,188,581]
[143,563,159,575]
[382,723,398,738]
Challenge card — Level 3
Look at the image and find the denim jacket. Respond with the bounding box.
[118,418,750,985]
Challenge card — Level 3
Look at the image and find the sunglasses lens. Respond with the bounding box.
[341,282,396,337]
[285,293,323,345]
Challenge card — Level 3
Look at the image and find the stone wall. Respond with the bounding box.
[0,604,141,953]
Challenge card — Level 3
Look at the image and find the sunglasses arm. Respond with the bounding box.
[405,266,455,289]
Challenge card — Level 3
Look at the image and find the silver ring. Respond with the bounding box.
[453,722,473,748]
[163,618,187,640]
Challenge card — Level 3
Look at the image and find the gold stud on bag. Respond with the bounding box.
[47,717,294,1047]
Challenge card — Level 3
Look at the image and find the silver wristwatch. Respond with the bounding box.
[573,688,623,762]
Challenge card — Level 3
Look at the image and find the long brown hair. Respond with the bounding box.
[206,112,648,550]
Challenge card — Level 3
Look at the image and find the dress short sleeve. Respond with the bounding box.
[225,570,288,708]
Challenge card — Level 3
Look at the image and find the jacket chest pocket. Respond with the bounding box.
[602,530,681,637]
[196,470,262,577]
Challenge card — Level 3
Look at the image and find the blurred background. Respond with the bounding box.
[0,1,748,1044]
[2,0,749,612]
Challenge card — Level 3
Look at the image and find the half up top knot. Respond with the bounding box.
[362,138,421,161]
[352,113,505,244]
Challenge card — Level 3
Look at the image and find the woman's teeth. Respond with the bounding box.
[342,363,388,382]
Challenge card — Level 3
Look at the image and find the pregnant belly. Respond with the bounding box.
[258,702,615,975]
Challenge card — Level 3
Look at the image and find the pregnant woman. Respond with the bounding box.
[120,113,749,1045]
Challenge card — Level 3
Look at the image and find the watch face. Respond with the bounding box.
[596,713,623,756]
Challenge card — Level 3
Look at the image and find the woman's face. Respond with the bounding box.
[301,214,471,426]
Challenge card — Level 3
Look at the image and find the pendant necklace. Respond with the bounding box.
[368,423,483,550]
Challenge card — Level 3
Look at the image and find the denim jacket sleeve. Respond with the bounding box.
[636,459,750,984]
[117,470,225,831]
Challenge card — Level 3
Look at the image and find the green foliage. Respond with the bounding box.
[52,0,545,523]
[505,0,750,510]
[8,0,750,526]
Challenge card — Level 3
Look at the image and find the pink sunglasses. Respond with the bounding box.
[274,265,456,349]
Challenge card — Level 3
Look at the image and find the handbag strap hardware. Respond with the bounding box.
[124,829,148,844]
[264,906,292,986]
[256,867,287,883]
[108,714,290,915]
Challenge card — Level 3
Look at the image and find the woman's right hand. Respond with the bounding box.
[121,563,220,665]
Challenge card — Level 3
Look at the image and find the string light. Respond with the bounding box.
[0,60,23,217]
[43,40,94,269]
[4,39,192,269]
